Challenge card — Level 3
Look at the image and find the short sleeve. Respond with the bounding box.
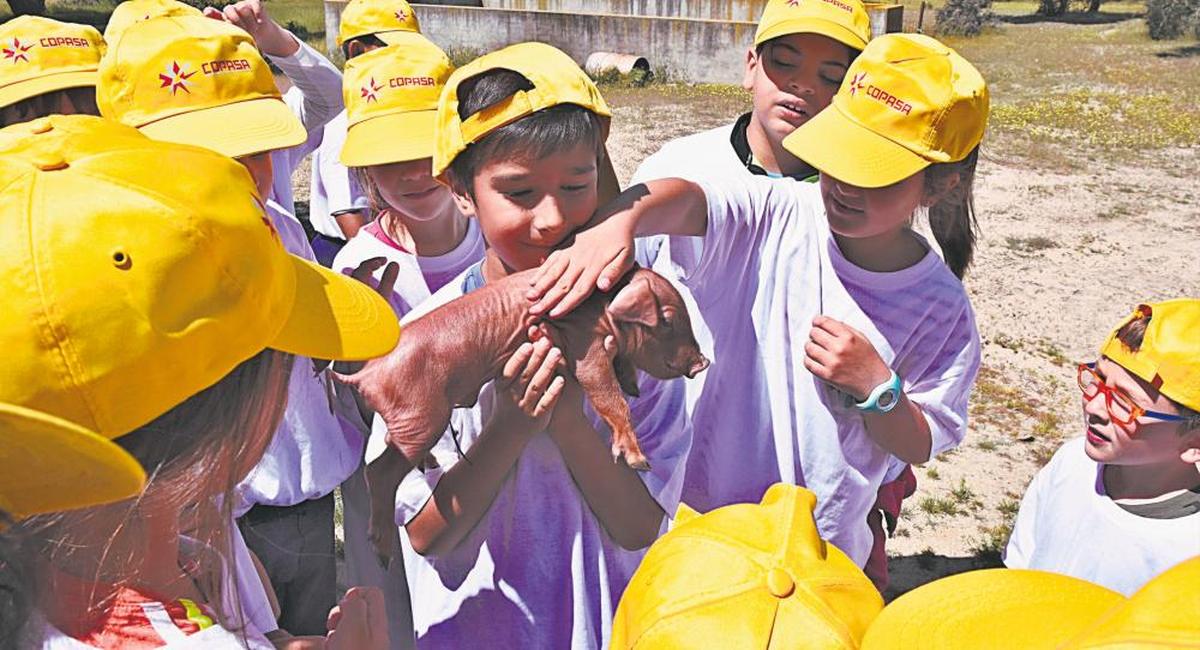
[904,305,982,458]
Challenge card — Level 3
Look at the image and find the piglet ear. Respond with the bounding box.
[607,277,659,328]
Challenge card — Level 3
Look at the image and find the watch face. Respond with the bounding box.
[877,389,898,410]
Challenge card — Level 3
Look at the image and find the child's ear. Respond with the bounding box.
[346,41,367,60]
[922,170,962,207]
[449,182,477,218]
[742,46,760,91]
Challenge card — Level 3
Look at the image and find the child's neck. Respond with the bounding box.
[481,250,521,285]
[382,201,468,258]
[1104,461,1200,501]
[833,228,927,273]
[746,117,811,178]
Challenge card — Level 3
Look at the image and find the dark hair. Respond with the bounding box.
[341,34,388,60]
[2,349,291,642]
[755,35,859,65]
[924,146,981,280]
[0,87,99,128]
[444,68,604,196]
[1115,310,1200,431]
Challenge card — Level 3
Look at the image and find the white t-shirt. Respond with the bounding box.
[1005,437,1200,596]
[268,38,345,215]
[630,122,748,186]
[381,266,691,650]
[655,177,979,565]
[332,216,486,317]
[308,111,370,240]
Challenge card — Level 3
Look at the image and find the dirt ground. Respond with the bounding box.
[295,14,1199,600]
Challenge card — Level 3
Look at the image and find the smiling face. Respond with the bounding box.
[743,33,852,145]
[1082,357,1196,467]
[453,142,599,273]
[366,157,453,221]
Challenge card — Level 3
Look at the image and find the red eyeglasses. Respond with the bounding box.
[1077,363,1186,430]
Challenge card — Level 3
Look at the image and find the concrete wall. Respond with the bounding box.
[326,1,757,84]
[480,0,770,21]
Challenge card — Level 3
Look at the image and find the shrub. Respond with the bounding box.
[1146,0,1200,39]
[936,0,996,36]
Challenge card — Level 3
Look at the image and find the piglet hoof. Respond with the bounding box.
[612,443,652,472]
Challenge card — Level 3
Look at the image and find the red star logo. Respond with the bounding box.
[360,77,383,103]
[3,38,33,64]
[848,72,867,97]
[158,60,196,95]
[395,8,407,21]
[251,195,279,241]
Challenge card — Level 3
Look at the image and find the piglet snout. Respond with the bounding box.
[685,355,710,379]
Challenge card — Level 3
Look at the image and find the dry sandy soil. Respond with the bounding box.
[293,14,1199,599]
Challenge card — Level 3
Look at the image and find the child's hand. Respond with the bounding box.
[494,331,566,427]
[527,214,637,319]
[804,316,892,402]
[203,0,299,57]
[348,256,400,299]
[324,587,388,650]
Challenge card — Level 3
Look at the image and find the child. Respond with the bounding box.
[1005,300,1200,596]
[374,42,690,649]
[612,484,883,649]
[0,16,104,127]
[528,33,987,573]
[631,0,869,185]
[308,0,422,265]
[0,114,397,648]
[96,15,354,636]
[332,33,483,649]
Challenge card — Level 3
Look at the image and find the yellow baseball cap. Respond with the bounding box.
[0,114,399,440]
[1101,300,1200,412]
[337,0,421,47]
[860,568,1125,649]
[97,14,306,159]
[341,35,453,167]
[861,557,1200,649]
[103,0,201,49]
[0,16,105,109]
[0,402,145,522]
[783,33,989,188]
[433,41,611,180]
[612,484,883,649]
[755,0,871,51]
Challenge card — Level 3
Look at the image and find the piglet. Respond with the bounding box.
[337,266,709,563]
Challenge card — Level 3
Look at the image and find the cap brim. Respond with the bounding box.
[756,17,868,51]
[0,69,97,109]
[783,102,930,188]
[861,569,1125,649]
[341,110,436,167]
[138,97,306,159]
[270,256,400,361]
[376,30,423,46]
[0,403,145,521]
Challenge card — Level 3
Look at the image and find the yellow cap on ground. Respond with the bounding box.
[103,0,200,49]
[612,484,883,649]
[341,34,453,166]
[0,16,105,109]
[97,14,305,158]
[0,402,146,522]
[755,0,871,51]
[433,41,610,180]
[337,0,421,47]
[1101,299,1200,412]
[783,33,988,188]
[0,115,399,441]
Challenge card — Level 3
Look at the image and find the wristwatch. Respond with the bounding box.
[854,369,902,413]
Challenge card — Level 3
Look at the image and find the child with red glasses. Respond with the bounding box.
[1005,299,1200,595]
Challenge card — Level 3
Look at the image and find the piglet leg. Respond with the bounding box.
[575,341,651,471]
[365,447,409,567]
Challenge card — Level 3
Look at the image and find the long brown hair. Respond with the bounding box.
[4,349,291,643]
[924,146,981,280]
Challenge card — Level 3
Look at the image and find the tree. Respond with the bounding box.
[6,0,46,15]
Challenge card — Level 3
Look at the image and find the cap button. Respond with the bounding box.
[30,118,54,134]
[767,568,795,598]
[33,154,68,172]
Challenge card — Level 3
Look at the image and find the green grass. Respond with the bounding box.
[926,466,941,480]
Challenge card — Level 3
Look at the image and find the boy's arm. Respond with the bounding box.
[529,178,709,317]
[405,340,566,556]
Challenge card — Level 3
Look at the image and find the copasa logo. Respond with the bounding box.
[388,76,435,88]
[361,77,383,103]
[201,58,252,75]
[3,38,33,64]
[820,0,855,12]
[850,73,914,115]
[38,36,91,48]
[159,61,196,95]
